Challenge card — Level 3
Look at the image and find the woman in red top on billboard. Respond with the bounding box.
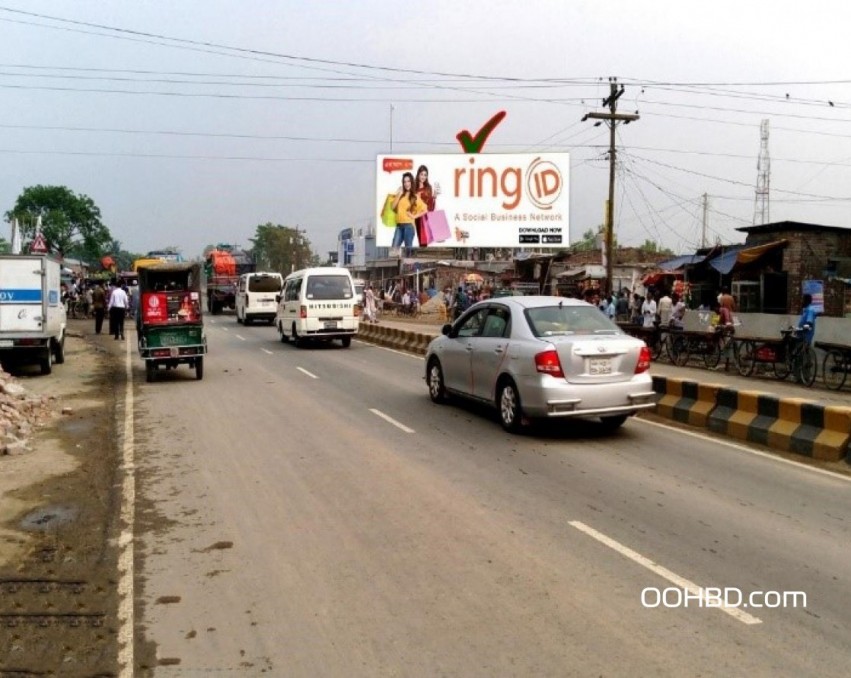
[414,165,441,247]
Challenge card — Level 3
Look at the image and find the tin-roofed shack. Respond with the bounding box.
[736,221,851,317]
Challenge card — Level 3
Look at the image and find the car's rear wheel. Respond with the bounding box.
[599,414,628,432]
[293,323,305,348]
[341,336,351,348]
[278,322,288,343]
[427,359,447,403]
[195,356,204,380]
[145,360,156,383]
[498,379,523,432]
[53,335,65,364]
[40,347,53,375]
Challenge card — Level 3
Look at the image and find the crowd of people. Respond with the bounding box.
[61,277,135,340]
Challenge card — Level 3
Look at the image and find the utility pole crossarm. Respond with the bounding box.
[582,112,640,123]
[580,78,640,297]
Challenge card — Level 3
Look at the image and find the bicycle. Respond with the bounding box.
[736,326,817,386]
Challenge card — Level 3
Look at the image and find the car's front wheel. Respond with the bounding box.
[427,358,447,403]
[498,379,523,432]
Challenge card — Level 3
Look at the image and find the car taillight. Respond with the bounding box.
[635,346,651,374]
[535,349,564,378]
[299,305,307,319]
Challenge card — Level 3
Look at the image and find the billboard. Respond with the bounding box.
[375,153,570,248]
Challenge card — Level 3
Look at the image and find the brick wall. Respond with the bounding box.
[745,227,851,316]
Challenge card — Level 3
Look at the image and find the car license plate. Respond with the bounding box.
[588,357,612,375]
[170,347,179,357]
[0,340,12,348]
[324,321,338,330]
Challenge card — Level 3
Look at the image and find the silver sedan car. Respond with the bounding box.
[425,296,656,432]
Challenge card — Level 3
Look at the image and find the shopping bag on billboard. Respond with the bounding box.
[417,216,432,246]
[381,194,397,228]
[424,209,450,242]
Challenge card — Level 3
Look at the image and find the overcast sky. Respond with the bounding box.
[1,1,850,260]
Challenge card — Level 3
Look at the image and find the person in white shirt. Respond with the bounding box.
[657,291,673,326]
[641,292,658,328]
[108,284,130,340]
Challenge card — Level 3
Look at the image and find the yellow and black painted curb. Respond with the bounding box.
[354,325,850,462]
[653,376,851,462]
[356,323,437,356]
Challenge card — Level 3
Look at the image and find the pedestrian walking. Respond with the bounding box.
[108,283,129,340]
[91,283,106,335]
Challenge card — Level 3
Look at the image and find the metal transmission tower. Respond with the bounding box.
[753,119,770,225]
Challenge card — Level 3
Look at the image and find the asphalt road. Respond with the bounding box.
[130,316,851,676]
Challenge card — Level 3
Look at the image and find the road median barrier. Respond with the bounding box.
[355,323,435,356]
[655,377,850,462]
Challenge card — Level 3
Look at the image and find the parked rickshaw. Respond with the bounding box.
[136,262,207,382]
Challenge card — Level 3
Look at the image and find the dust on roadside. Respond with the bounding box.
[0,322,124,676]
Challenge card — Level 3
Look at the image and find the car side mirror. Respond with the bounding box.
[442,323,452,337]
[275,294,281,303]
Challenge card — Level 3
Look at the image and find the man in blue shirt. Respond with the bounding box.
[797,293,818,345]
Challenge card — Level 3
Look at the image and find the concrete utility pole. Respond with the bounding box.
[582,78,639,296]
[702,193,709,248]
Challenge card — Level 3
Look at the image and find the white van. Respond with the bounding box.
[275,267,359,347]
[236,271,284,325]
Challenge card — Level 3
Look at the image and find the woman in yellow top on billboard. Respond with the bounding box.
[391,171,427,256]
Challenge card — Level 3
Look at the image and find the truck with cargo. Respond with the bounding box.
[204,247,255,314]
[0,254,67,374]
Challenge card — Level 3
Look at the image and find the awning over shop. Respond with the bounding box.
[642,271,684,286]
[655,253,707,270]
[556,267,586,279]
[708,239,787,275]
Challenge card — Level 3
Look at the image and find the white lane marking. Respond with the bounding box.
[117,334,136,673]
[235,334,246,341]
[370,408,415,433]
[635,417,851,484]
[221,326,229,332]
[261,348,274,355]
[353,339,425,360]
[296,366,319,379]
[569,520,762,626]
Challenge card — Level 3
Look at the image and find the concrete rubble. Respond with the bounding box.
[0,372,54,456]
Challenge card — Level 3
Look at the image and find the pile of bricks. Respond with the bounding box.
[0,374,53,456]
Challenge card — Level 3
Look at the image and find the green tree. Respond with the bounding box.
[573,225,616,251]
[248,223,317,274]
[638,239,674,256]
[0,237,9,254]
[5,185,112,260]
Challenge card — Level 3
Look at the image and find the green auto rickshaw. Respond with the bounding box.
[136,262,207,382]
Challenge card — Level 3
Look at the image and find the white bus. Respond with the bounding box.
[275,267,359,347]
[235,272,284,325]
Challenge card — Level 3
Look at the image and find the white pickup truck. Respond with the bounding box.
[0,254,67,374]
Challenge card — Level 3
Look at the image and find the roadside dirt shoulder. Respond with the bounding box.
[0,325,123,675]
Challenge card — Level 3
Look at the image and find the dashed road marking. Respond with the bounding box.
[569,520,762,625]
[296,367,319,379]
[370,408,415,433]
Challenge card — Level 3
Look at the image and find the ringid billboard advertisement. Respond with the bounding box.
[375,153,570,248]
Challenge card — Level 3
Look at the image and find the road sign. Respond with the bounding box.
[30,233,48,254]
